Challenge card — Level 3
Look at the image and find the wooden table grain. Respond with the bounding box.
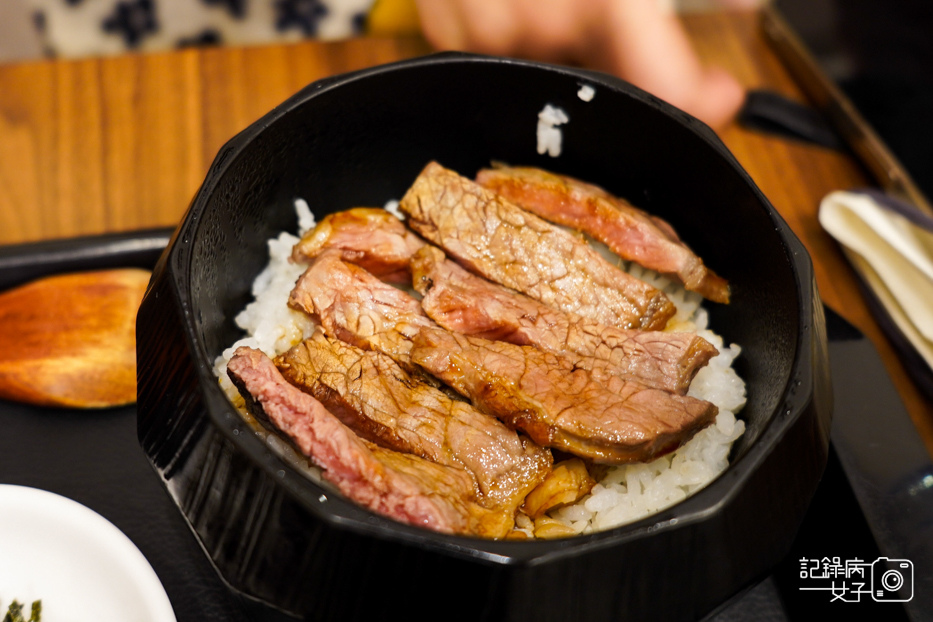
[1,11,931,455]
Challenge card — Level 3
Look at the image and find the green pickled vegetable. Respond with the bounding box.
[3,600,40,622]
[2,600,22,622]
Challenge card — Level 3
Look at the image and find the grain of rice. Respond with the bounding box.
[536,104,569,157]
[383,199,404,220]
[577,84,596,102]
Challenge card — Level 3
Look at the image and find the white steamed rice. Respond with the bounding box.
[214,199,746,537]
[536,104,569,158]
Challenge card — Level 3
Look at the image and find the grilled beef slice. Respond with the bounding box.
[398,162,675,330]
[275,330,552,510]
[410,328,718,464]
[411,246,717,394]
[226,347,512,537]
[291,208,426,284]
[287,252,436,369]
[476,164,730,303]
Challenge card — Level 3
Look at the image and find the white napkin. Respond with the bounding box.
[819,190,933,372]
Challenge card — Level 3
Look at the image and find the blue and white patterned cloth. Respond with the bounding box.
[26,0,376,57]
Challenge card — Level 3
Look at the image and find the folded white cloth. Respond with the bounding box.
[819,190,933,372]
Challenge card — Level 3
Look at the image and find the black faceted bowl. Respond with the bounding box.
[137,53,832,622]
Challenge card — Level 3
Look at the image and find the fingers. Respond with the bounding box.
[689,67,746,131]
[594,0,745,128]
[415,0,518,57]
[415,0,590,60]
[413,0,745,129]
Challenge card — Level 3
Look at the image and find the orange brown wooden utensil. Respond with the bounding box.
[0,269,150,408]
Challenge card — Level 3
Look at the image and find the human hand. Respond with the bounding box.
[414,0,745,130]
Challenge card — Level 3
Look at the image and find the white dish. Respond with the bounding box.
[0,485,176,622]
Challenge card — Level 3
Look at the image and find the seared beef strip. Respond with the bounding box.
[410,328,718,464]
[275,330,552,510]
[399,162,675,330]
[287,252,435,369]
[291,208,426,284]
[411,246,717,394]
[226,347,512,537]
[476,164,730,303]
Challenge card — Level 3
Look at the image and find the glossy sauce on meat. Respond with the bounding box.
[275,330,552,511]
[476,164,730,303]
[411,245,717,394]
[399,162,676,330]
[227,347,513,537]
[410,328,718,464]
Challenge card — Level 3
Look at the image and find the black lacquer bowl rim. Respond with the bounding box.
[157,52,821,566]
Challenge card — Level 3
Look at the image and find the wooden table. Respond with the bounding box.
[1,10,931,456]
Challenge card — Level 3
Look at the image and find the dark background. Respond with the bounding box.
[776,0,933,199]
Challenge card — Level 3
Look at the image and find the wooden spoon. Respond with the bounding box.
[0,268,151,408]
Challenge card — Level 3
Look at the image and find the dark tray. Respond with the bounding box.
[0,230,930,621]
